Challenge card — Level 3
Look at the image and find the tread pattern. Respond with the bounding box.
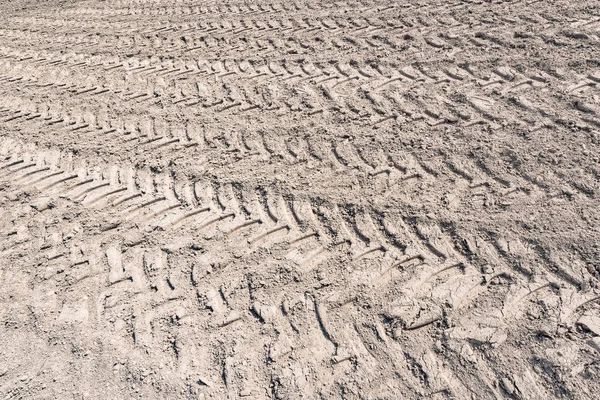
[0,0,599,399]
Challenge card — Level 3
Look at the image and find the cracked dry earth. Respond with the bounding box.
[0,0,600,399]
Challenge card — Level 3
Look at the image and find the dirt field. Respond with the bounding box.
[0,0,599,398]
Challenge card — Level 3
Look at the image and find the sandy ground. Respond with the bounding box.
[0,0,599,398]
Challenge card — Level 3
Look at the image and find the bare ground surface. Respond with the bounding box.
[0,0,599,398]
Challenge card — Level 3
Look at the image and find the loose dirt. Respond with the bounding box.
[0,0,599,398]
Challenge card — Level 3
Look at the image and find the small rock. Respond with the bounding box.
[31,197,54,212]
[500,377,515,395]
[7,192,19,202]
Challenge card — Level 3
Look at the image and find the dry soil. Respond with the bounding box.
[0,0,599,399]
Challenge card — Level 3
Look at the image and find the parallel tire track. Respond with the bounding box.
[0,0,599,398]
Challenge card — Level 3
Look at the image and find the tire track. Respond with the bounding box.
[1,0,599,398]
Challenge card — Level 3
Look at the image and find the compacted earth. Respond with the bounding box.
[0,0,599,398]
